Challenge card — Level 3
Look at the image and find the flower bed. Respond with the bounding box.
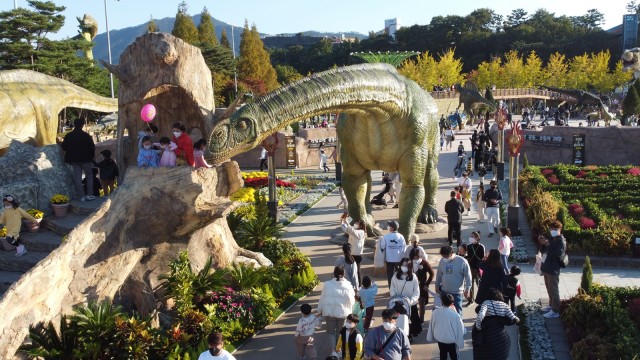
[518,300,556,360]
[520,164,640,256]
[562,284,640,359]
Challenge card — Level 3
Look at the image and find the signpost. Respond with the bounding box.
[572,134,585,165]
[285,136,296,169]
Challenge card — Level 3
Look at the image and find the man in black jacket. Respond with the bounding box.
[540,220,567,319]
[61,118,96,202]
[444,190,465,247]
[483,180,502,237]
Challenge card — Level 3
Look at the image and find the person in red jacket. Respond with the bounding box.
[172,122,194,167]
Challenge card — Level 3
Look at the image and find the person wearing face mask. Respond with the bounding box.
[380,220,406,287]
[317,266,356,352]
[137,136,160,168]
[0,195,37,256]
[172,122,195,167]
[341,212,366,284]
[403,234,428,263]
[426,293,465,360]
[409,248,434,335]
[390,258,420,341]
[363,309,412,360]
[435,246,472,315]
[482,180,502,237]
[335,314,364,360]
[539,220,567,319]
[197,332,235,360]
[466,231,485,307]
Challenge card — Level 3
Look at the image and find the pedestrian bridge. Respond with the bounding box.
[430,88,572,101]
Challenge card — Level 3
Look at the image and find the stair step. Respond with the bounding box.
[18,230,63,252]
[0,250,49,273]
[0,271,23,295]
[69,197,106,216]
[41,214,85,236]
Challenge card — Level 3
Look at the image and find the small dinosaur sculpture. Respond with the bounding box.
[208,63,440,238]
[0,69,118,151]
[622,48,640,80]
[454,82,496,127]
[537,85,613,124]
[75,14,98,60]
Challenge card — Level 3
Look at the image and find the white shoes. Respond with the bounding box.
[15,248,27,257]
[540,305,552,312]
[543,310,560,318]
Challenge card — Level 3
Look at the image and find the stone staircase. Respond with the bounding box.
[0,198,105,297]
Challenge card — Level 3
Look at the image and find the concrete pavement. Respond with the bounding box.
[234,131,640,360]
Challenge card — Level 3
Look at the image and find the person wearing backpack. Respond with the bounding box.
[504,266,522,312]
[539,220,567,319]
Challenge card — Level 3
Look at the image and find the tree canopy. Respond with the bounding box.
[238,20,279,93]
[198,7,218,47]
[171,1,198,45]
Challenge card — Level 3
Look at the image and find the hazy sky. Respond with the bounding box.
[0,0,631,40]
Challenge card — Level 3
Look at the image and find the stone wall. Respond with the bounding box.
[521,126,640,166]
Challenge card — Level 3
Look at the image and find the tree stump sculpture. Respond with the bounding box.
[102,33,215,172]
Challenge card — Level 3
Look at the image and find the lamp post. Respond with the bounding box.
[495,104,508,181]
[103,0,115,98]
[262,133,280,222]
[14,0,18,9]
[506,120,525,235]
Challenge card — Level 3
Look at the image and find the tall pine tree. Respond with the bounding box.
[198,7,218,46]
[238,20,279,93]
[171,1,198,45]
[220,28,231,50]
[147,16,158,33]
[623,83,640,124]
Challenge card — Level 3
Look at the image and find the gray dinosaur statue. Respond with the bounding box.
[537,85,613,124]
[208,63,440,238]
[454,82,496,127]
[0,69,118,152]
[623,48,640,79]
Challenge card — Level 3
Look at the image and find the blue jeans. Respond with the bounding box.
[440,289,463,315]
[501,254,509,275]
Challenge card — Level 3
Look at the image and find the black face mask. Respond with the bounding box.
[210,348,222,356]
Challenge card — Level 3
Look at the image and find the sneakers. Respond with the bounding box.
[15,248,27,257]
[543,310,560,318]
[80,196,87,202]
[488,233,494,237]
[494,226,498,233]
[85,195,96,201]
[540,305,552,312]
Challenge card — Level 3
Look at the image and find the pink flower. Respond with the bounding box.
[578,217,596,229]
[568,203,584,216]
[541,169,554,176]
[628,167,640,176]
[575,170,587,178]
[546,175,560,185]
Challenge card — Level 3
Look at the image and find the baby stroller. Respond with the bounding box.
[370,193,388,208]
[388,296,411,336]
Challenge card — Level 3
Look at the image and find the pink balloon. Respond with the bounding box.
[140,104,156,123]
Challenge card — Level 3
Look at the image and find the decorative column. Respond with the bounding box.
[495,105,508,181]
[334,113,342,182]
[506,120,525,236]
[262,133,280,222]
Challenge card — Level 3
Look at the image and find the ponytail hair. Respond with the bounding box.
[409,233,419,249]
[342,243,355,265]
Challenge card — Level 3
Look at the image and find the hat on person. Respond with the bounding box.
[387,220,399,231]
[100,149,112,157]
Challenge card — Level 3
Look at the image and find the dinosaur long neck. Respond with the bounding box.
[251,64,410,140]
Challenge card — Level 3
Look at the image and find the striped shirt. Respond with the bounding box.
[475,300,519,330]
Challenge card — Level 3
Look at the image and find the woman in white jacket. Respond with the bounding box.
[317,266,356,351]
[389,258,421,340]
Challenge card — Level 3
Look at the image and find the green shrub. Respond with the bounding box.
[580,256,593,294]
[259,239,299,264]
[525,187,560,233]
[236,214,285,249]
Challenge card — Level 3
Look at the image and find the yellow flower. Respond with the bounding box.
[230,187,256,203]
[50,194,70,204]
[26,209,44,219]
[0,226,7,237]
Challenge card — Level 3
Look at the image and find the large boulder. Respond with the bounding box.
[0,141,74,213]
[0,163,270,359]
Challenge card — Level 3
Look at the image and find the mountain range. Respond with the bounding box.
[93,14,366,64]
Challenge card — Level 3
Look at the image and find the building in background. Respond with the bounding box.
[623,14,639,51]
[384,18,401,39]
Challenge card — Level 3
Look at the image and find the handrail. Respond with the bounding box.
[428,88,577,100]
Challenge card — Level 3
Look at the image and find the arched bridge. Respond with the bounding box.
[430,88,573,102]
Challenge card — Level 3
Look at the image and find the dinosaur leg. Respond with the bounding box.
[342,159,378,236]
[419,122,440,224]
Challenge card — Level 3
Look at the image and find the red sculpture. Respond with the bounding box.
[507,120,525,156]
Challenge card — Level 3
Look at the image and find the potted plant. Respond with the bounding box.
[50,194,70,217]
[25,208,44,232]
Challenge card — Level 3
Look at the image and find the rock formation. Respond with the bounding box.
[0,164,270,359]
[0,141,75,214]
[102,33,215,172]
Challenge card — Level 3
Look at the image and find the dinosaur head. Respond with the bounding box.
[208,104,260,164]
[622,48,640,78]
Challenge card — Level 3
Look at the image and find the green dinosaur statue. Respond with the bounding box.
[75,14,99,61]
[0,69,118,151]
[208,63,440,238]
[454,82,496,127]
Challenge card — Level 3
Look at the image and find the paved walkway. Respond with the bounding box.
[234,133,640,360]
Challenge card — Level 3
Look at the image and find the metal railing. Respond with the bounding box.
[429,88,571,101]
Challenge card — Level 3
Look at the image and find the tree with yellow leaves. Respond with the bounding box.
[523,51,543,87]
[475,57,503,89]
[436,49,465,88]
[502,50,526,88]
[542,52,568,88]
[238,20,279,93]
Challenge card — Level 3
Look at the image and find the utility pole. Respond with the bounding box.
[231,26,238,93]
[104,0,115,98]
[14,0,18,9]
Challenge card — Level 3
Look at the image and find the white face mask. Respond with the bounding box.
[353,224,359,230]
[173,131,181,138]
[413,260,421,267]
[469,237,476,243]
[382,322,396,331]
[550,230,559,237]
[401,266,408,273]
[143,145,152,150]
[345,322,354,329]
[4,204,12,208]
